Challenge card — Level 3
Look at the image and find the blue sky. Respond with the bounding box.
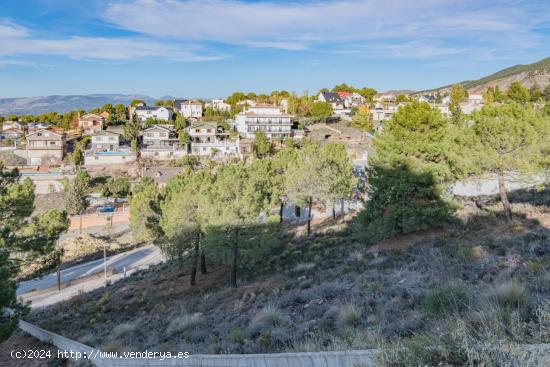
[0,0,549,98]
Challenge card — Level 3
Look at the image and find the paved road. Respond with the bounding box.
[17,245,165,308]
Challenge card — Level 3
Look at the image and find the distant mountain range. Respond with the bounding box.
[0,94,157,116]
[418,56,550,95]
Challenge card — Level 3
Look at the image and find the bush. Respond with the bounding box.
[111,322,137,339]
[248,305,286,337]
[166,313,205,336]
[423,285,468,316]
[337,304,361,329]
[491,280,528,310]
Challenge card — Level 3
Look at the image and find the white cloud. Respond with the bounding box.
[102,0,541,52]
[0,20,227,62]
[333,42,465,59]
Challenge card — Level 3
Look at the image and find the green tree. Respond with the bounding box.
[174,115,187,131]
[0,163,68,340]
[285,141,329,235]
[465,103,549,220]
[310,101,333,120]
[351,105,373,139]
[65,169,89,233]
[114,104,127,124]
[319,143,357,219]
[129,177,158,243]
[357,164,452,242]
[102,176,131,198]
[203,164,273,287]
[130,99,145,107]
[160,171,213,285]
[372,101,459,183]
[358,87,378,102]
[124,113,141,152]
[178,130,190,146]
[101,103,114,114]
[449,84,466,122]
[543,86,550,102]
[253,131,271,158]
[507,82,531,103]
[530,84,543,102]
[332,83,354,92]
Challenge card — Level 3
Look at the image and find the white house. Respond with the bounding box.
[235,104,293,140]
[236,99,256,108]
[188,122,239,157]
[89,131,120,152]
[26,129,66,165]
[1,121,24,132]
[468,94,484,105]
[205,99,231,113]
[134,106,172,123]
[175,99,202,118]
[140,125,186,160]
[374,93,396,103]
[342,92,366,108]
[317,91,345,110]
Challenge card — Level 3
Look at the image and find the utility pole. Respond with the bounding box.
[103,243,107,286]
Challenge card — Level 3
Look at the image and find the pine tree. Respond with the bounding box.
[124,113,141,152]
[0,163,68,341]
[64,169,89,234]
[465,103,549,220]
[285,140,329,235]
[351,105,373,139]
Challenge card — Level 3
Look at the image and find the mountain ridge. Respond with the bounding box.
[417,56,550,95]
[0,94,156,116]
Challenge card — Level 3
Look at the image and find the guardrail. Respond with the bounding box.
[19,319,376,366]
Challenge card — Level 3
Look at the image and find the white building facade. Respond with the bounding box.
[235,104,293,140]
[134,106,172,123]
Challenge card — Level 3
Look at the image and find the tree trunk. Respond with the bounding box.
[307,196,313,236]
[56,266,61,291]
[200,250,207,274]
[498,172,512,221]
[190,232,200,286]
[230,227,239,288]
[332,200,336,220]
[279,202,284,223]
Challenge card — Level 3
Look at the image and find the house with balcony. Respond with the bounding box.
[89,131,121,152]
[140,125,186,160]
[175,99,203,119]
[84,130,136,166]
[134,106,172,123]
[78,113,105,134]
[235,104,293,140]
[26,129,66,165]
[188,122,239,157]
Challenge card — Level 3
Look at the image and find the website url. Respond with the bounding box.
[58,349,191,361]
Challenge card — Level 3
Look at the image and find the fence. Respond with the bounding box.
[19,319,376,367]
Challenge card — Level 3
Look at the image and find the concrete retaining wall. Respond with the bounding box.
[19,320,376,366]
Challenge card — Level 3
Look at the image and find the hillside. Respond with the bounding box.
[0,94,155,116]
[26,188,550,365]
[421,57,550,94]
